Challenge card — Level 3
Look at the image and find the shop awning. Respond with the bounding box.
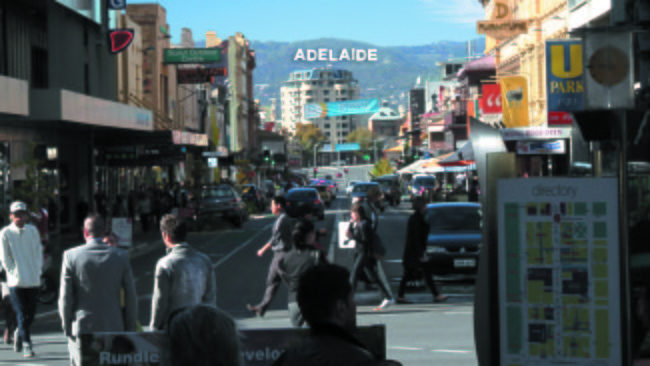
[438,141,474,167]
[396,158,434,174]
[384,145,403,153]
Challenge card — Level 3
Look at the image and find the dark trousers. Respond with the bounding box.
[9,287,39,344]
[2,292,17,339]
[350,253,393,300]
[258,251,286,311]
[397,264,439,298]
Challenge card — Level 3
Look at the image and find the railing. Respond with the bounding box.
[123,91,174,130]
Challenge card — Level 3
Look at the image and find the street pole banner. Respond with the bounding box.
[497,178,621,365]
[499,76,530,128]
[482,83,503,114]
[81,325,386,365]
[546,39,583,127]
[304,98,381,119]
[177,67,227,84]
[111,218,132,248]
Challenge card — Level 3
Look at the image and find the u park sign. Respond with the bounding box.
[164,48,221,64]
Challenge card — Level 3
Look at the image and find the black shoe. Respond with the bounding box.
[246,304,266,318]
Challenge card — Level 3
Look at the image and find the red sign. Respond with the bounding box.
[177,67,227,84]
[108,29,134,54]
[264,122,275,132]
[548,111,574,126]
[482,84,502,114]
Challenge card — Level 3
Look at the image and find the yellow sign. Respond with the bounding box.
[500,76,530,128]
[477,20,528,40]
[234,159,250,167]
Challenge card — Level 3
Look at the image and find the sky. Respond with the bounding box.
[128,0,485,46]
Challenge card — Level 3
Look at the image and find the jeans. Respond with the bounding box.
[68,336,81,366]
[350,253,393,300]
[9,287,39,344]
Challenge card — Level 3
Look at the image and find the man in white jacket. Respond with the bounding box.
[0,201,42,357]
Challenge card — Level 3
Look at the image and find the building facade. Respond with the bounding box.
[280,69,360,146]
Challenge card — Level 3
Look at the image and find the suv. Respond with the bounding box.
[194,185,249,228]
[309,185,333,208]
[372,177,401,206]
[285,188,325,220]
[410,175,437,201]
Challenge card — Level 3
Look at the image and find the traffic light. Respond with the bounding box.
[272,160,276,165]
[313,167,318,178]
[344,168,349,174]
[263,150,270,162]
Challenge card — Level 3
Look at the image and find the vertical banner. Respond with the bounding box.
[498,178,621,365]
[500,76,530,128]
[546,39,583,127]
[482,84,503,114]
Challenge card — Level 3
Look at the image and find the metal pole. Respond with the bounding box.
[373,138,377,163]
[619,111,631,366]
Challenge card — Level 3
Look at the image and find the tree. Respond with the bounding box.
[346,128,384,160]
[294,123,326,165]
[369,158,395,178]
[9,142,55,212]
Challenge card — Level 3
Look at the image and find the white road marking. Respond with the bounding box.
[213,223,274,269]
[445,312,472,314]
[432,349,473,354]
[389,346,424,350]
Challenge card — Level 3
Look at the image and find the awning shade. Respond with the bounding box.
[438,141,474,166]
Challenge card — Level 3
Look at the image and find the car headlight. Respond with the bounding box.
[426,246,446,254]
[411,187,418,194]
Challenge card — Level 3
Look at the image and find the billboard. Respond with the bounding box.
[482,84,502,114]
[304,99,381,119]
[516,140,566,154]
[546,39,583,127]
[500,76,530,128]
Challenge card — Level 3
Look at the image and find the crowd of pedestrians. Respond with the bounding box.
[0,181,445,365]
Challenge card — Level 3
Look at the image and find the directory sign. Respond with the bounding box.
[497,178,621,365]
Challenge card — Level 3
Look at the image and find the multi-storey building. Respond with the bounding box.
[280,69,360,145]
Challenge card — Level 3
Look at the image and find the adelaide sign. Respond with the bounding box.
[177,67,227,84]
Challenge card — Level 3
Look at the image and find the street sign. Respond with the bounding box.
[202,151,228,157]
[335,143,360,152]
[207,158,218,168]
[363,155,370,160]
[164,48,221,64]
[177,67,227,84]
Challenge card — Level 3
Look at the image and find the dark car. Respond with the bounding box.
[372,177,401,206]
[410,175,437,201]
[309,185,333,208]
[241,184,266,211]
[322,180,338,194]
[195,185,249,228]
[422,203,481,276]
[285,188,325,220]
[350,182,385,212]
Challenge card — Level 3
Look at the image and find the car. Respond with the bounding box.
[350,182,385,212]
[334,160,346,166]
[410,175,437,201]
[264,180,276,199]
[422,203,481,276]
[285,188,325,220]
[322,180,338,194]
[325,175,333,180]
[194,185,249,228]
[371,177,401,206]
[346,180,362,195]
[241,184,266,211]
[309,185,333,208]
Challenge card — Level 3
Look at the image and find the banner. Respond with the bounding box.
[500,76,530,128]
[546,39,583,127]
[304,99,380,119]
[516,140,566,154]
[482,84,502,114]
[81,325,386,365]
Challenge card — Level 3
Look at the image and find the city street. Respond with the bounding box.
[0,188,477,365]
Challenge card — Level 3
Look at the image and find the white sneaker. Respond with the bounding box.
[374,298,396,311]
[23,342,34,358]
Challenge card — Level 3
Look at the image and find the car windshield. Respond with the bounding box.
[425,206,481,231]
[415,178,436,186]
[353,184,376,193]
[287,190,317,199]
[202,187,235,199]
[309,186,327,192]
[348,181,359,187]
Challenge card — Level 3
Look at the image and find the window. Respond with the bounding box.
[0,4,5,75]
[341,90,347,95]
[325,132,330,137]
[337,132,341,136]
[342,131,348,136]
[325,116,330,120]
[342,116,347,120]
[328,81,334,87]
[324,123,331,128]
[341,123,348,128]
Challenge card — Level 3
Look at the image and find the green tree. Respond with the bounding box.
[369,158,395,178]
[346,128,383,159]
[9,142,55,212]
[294,123,326,165]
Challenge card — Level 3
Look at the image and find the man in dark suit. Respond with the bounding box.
[58,216,137,366]
[396,197,447,304]
[247,196,293,317]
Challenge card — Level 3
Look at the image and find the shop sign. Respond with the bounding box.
[482,84,503,114]
[546,39,583,127]
[207,158,218,168]
[501,127,572,141]
[172,131,208,146]
[177,67,227,84]
[477,0,529,40]
[163,48,221,64]
[500,76,530,128]
[516,140,566,154]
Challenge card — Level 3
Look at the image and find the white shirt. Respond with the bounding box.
[0,222,43,287]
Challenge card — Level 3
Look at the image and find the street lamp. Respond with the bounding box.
[314,141,324,168]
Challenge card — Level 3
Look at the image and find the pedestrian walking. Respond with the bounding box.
[396,197,448,304]
[58,215,137,366]
[138,191,152,232]
[247,196,292,318]
[280,220,327,327]
[1,279,17,345]
[347,203,395,311]
[0,201,42,357]
[150,214,216,331]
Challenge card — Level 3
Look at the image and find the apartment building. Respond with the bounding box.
[280,69,360,145]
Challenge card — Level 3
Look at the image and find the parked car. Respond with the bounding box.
[423,203,481,276]
[350,182,385,212]
[410,175,437,201]
[325,175,333,180]
[241,184,266,212]
[194,185,249,228]
[285,188,325,220]
[309,185,333,208]
[264,180,276,199]
[346,180,362,195]
[371,177,401,206]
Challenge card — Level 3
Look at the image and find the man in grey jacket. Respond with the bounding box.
[247,196,292,317]
[59,215,137,366]
[150,214,216,330]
